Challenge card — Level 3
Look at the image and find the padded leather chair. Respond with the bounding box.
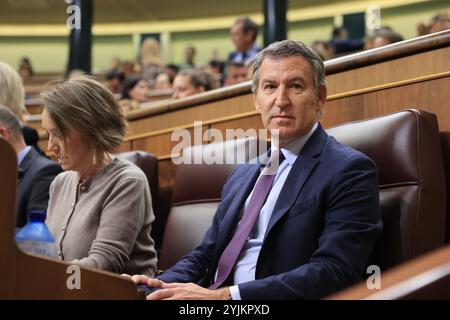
[158,137,264,270]
[116,151,163,249]
[158,109,447,272]
[327,109,447,271]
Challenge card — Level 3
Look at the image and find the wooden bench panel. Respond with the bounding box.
[0,138,143,299]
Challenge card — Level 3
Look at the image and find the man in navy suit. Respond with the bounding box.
[0,105,61,228]
[132,40,382,299]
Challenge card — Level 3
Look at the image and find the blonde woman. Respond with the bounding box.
[0,61,42,154]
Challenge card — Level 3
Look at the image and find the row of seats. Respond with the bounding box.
[126,109,448,274]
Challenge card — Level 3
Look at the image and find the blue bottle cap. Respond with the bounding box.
[28,211,46,222]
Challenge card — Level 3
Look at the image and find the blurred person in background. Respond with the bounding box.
[370,28,404,49]
[223,61,248,86]
[417,12,450,36]
[429,12,450,33]
[229,17,261,64]
[0,61,43,154]
[163,64,180,84]
[172,69,219,99]
[329,26,364,55]
[180,45,196,70]
[311,40,334,60]
[119,77,150,112]
[140,38,162,88]
[18,57,34,82]
[108,57,122,73]
[207,60,225,84]
[155,73,172,90]
[105,70,125,97]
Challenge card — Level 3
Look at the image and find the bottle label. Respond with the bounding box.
[17,240,57,258]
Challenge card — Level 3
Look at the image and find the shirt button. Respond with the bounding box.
[71,203,74,207]
[80,186,86,192]
[62,226,65,231]
[57,251,61,256]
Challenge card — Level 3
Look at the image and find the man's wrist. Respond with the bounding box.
[216,287,232,300]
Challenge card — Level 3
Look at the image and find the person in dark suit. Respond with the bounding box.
[228,17,261,64]
[0,105,61,228]
[130,40,382,300]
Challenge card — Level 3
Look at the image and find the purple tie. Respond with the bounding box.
[210,150,284,289]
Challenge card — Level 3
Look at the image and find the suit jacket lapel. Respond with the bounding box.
[214,164,261,256]
[264,125,328,238]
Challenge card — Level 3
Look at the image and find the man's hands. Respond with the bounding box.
[126,274,230,300]
[146,282,230,300]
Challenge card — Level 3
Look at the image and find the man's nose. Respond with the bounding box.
[275,86,290,108]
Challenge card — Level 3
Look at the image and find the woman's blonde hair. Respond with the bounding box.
[0,61,26,119]
[140,38,162,66]
[40,76,127,154]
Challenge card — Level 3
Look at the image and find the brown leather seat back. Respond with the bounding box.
[327,109,447,271]
[158,137,264,270]
[116,151,162,248]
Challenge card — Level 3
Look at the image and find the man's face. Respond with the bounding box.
[172,75,204,99]
[254,56,326,147]
[224,66,248,86]
[231,22,252,52]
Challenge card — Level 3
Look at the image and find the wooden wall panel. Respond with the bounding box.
[116,140,131,153]
[326,47,450,96]
[127,95,254,136]
[132,132,176,157]
[130,127,208,158]
[322,76,450,130]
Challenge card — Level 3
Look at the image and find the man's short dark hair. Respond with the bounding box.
[106,70,125,83]
[121,77,143,100]
[374,28,404,44]
[0,104,23,139]
[332,26,347,38]
[224,61,246,77]
[235,17,259,42]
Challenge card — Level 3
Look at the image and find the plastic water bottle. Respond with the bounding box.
[15,211,57,258]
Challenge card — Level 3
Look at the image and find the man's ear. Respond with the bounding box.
[0,127,10,139]
[315,85,327,112]
[253,92,262,113]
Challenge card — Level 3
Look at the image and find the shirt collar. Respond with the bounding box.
[275,122,319,166]
[17,145,32,166]
[246,44,259,54]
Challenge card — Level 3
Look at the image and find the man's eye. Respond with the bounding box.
[264,84,276,90]
[291,83,302,89]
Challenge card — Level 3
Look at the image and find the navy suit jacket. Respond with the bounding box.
[158,124,382,299]
[16,147,62,228]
